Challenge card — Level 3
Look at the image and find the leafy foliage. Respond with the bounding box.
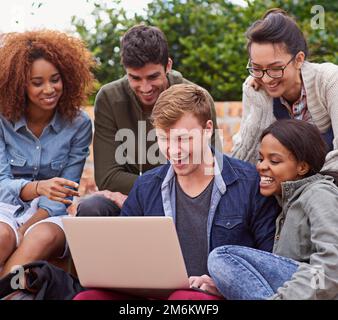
[72,0,337,101]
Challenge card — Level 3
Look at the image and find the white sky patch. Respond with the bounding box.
[0,0,151,33]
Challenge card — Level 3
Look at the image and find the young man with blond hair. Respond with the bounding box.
[75,83,279,300]
[116,83,279,298]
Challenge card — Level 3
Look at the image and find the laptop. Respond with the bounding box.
[62,216,190,297]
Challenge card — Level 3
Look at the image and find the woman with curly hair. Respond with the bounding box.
[0,30,95,276]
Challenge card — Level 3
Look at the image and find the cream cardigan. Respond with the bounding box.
[232,61,338,178]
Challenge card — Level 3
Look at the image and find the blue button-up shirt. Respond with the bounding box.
[0,110,92,217]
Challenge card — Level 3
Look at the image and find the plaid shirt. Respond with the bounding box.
[280,85,312,122]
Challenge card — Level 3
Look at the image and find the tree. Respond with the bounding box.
[72,0,337,101]
[143,0,249,101]
[71,0,143,103]
[243,0,338,64]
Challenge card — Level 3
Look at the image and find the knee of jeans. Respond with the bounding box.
[208,245,239,276]
[77,196,106,217]
[209,245,233,260]
[208,246,227,274]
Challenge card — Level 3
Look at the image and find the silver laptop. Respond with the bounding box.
[63,216,190,296]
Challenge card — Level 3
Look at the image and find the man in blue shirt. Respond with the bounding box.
[120,83,279,296]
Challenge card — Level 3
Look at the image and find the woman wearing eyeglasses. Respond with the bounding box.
[232,8,338,182]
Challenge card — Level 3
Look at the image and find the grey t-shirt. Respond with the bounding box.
[175,178,214,276]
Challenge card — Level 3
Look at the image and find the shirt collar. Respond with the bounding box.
[213,149,227,194]
[280,83,306,109]
[161,148,228,195]
[279,173,326,204]
[13,111,63,133]
[49,111,63,133]
[13,117,27,132]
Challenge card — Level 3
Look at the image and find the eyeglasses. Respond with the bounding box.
[246,55,296,79]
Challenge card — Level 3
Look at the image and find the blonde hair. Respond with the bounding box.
[151,84,212,129]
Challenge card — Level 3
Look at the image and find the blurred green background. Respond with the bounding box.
[72,0,338,103]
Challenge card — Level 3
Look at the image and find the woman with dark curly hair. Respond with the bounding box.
[0,30,95,276]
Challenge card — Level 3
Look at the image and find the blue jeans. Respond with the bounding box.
[208,245,299,300]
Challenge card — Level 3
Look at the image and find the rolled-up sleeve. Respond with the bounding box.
[0,126,30,206]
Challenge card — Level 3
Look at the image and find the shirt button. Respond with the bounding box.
[226,222,231,227]
[10,159,14,163]
[36,146,40,150]
[34,167,37,171]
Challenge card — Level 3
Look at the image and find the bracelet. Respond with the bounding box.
[36,181,40,196]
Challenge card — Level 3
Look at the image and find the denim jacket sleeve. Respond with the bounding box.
[120,177,143,216]
[38,116,92,216]
[249,177,279,252]
[0,126,30,204]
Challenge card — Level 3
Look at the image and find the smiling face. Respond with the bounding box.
[256,133,309,196]
[156,112,213,177]
[126,60,172,108]
[26,58,63,113]
[249,42,304,101]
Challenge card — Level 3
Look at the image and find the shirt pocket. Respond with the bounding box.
[50,157,67,176]
[8,152,27,175]
[214,216,243,230]
[212,215,244,246]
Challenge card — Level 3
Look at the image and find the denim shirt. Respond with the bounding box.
[0,110,92,217]
[121,151,279,253]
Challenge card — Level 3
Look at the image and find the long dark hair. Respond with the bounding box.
[246,8,308,58]
[260,120,327,177]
